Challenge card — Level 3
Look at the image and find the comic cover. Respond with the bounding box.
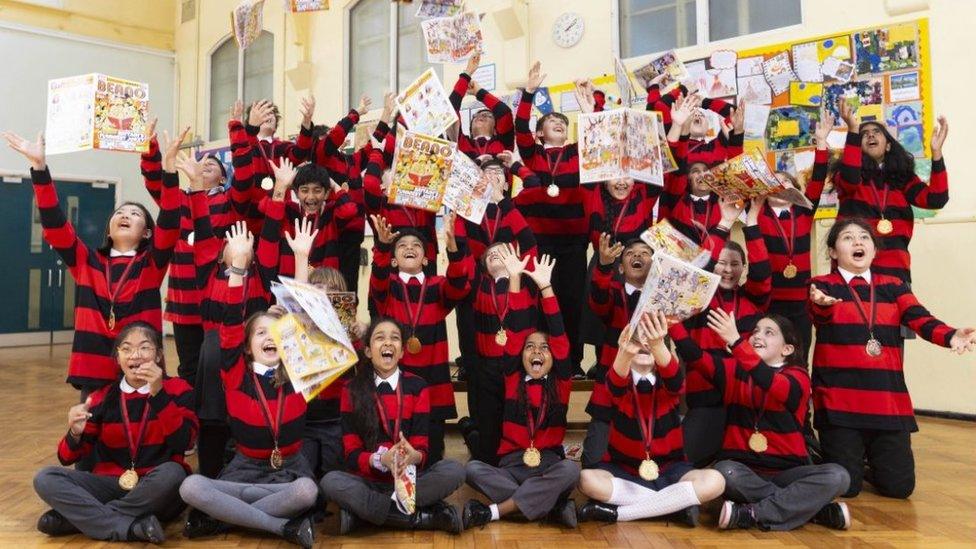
[284,0,327,12]
[415,0,463,18]
[420,11,484,63]
[442,152,491,223]
[632,50,689,93]
[629,252,720,326]
[45,73,150,155]
[232,0,265,50]
[639,219,711,268]
[703,150,813,208]
[390,131,455,212]
[577,109,674,185]
[396,68,459,137]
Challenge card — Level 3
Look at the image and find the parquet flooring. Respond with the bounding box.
[0,342,973,547]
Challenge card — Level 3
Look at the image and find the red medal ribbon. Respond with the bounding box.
[768,205,797,263]
[545,147,566,182]
[867,180,890,221]
[689,199,713,244]
[630,379,658,457]
[525,387,549,448]
[489,278,510,328]
[119,391,152,468]
[481,204,503,244]
[399,277,429,339]
[747,377,772,432]
[374,380,403,441]
[250,370,285,450]
[845,275,877,336]
[104,253,143,326]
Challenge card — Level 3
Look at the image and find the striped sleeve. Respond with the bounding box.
[742,224,772,308]
[904,157,948,210]
[894,282,956,346]
[31,167,92,280]
[476,87,515,150]
[218,284,247,391]
[140,137,163,204]
[731,339,805,413]
[514,91,540,162]
[145,171,182,285]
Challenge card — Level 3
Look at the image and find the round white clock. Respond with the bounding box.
[552,12,584,48]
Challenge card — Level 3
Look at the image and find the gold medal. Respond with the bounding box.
[877,218,893,235]
[118,468,139,491]
[108,311,116,331]
[495,329,507,346]
[270,447,283,469]
[407,336,422,354]
[748,431,768,453]
[546,183,559,197]
[638,458,659,481]
[865,338,883,357]
[523,446,541,468]
[783,263,798,279]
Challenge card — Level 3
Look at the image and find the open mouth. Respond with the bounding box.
[262,342,277,354]
[752,341,765,350]
[119,220,132,229]
[852,249,866,260]
[403,250,418,259]
[529,357,544,372]
[630,260,644,270]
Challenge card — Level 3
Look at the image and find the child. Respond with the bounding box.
[758,110,833,357]
[577,313,725,525]
[4,129,182,395]
[647,83,742,166]
[33,323,196,543]
[513,62,588,372]
[449,54,515,159]
[462,252,579,529]
[809,218,975,498]
[677,309,851,530]
[368,213,471,463]
[319,319,466,534]
[179,227,317,548]
[835,102,950,282]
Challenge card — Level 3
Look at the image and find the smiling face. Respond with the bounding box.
[606,177,635,200]
[619,243,653,285]
[689,109,708,138]
[714,247,745,290]
[296,182,327,215]
[471,110,495,138]
[688,163,711,197]
[391,234,426,274]
[749,317,794,365]
[537,114,568,146]
[109,204,151,250]
[247,314,279,366]
[860,123,890,162]
[365,320,403,377]
[201,157,225,189]
[829,223,876,273]
[521,332,553,380]
[483,242,508,280]
[115,328,161,386]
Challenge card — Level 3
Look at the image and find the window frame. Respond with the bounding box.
[612,0,805,61]
[205,31,275,142]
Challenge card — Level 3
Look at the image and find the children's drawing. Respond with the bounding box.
[766,106,819,150]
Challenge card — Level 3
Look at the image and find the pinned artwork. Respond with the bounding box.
[853,23,919,74]
[789,81,824,107]
[888,71,920,102]
[791,42,823,82]
[823,78,884,124]
[762,51,799,95]
[767,106,820,150]
[820,57,855,83]
[687,57,737,99]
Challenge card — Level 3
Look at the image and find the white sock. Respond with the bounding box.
[609,479,700,522]
[489,503,500,521]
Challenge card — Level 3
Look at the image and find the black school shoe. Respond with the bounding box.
[545,498,578,528]
[717,501,756,530]
[386,500,462,534]
[810,501,851,530]
[666,504,700,527]
[128,514,165,544]
[463,499,492,530]
[282,514,315,548]
[183,508,230,539]
[36,509,79,536]
[576,500,618,523]
[338,507,359,535]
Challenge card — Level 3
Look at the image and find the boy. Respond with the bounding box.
[449,54,515,160]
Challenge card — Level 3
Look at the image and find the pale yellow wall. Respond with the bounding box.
[0,0,176,49]
[173,0,974,413]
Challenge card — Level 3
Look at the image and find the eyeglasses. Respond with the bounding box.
[117,345,156,356]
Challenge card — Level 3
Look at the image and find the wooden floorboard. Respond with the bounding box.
[1,343,974,548]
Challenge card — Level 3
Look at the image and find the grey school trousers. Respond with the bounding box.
[33,461,186,541]
[466,449,579,520]
[320,459,465,525]
[714,460,850,530]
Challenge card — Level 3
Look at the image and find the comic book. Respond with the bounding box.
[396,68,459,137]
[577,109,675,185]
[639,219,711,268]
[702,150,814,208]
[629,252,720,327]
[420,11,483,63]
[614,56,639,107]
[390,131,456,212]
[632,50,689,93]
[284,0,327,11]
[328,291,358,340]
[415,0,463,18]
[393,453,417,514]
[269,278,358,401]
[45,73,150,155]
[442,152,491,223]
[232,0,265,50]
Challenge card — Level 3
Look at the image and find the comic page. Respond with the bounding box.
[703,150,813,208]
[284,0,328,12]
[415,0,463,18]
[577,110,626,184]
[632,50,689,93]
[639,219,711,268]
[232,0,265,50]
[421,11,484,63]
[396,68,459,136]
[442,152,491,223]
[92,75,150,153]
[629,253,720,326]
[390,131,455,212]
[45,74,97,155]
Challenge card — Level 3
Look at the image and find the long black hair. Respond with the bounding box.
[515,331,560,428]
[859,121,916,187]
[347,318,404,450]
[759,314,805,368]
[97,201,156,255]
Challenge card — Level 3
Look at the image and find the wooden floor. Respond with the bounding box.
[1,343,974,548]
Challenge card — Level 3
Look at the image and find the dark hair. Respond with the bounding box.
[622,238,651,254]
[516,331,560,427]
[858,121,915,187]
[112,321,165,371]
[722,240,747,264]
[243,308,287,387]
[392,228,427,248]
[292,162,332,191]
[825,217,879,251]
[775,170,799,190]
[479,158,504,171]
[97,201,156,255]
[311,124,331,140]
[347,318,403,450]
[759,313,805,368]
[244,102,281,127]
[536,112,569,131]
[203,154,228,178]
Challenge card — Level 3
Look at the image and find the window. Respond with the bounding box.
[618,0,801,59]
[209,31,274,141]
[347,0,433,107]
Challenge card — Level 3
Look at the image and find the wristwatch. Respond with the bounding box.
[224,265,249,277]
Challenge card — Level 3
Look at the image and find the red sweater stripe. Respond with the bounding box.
[449,72,515,158]
[584,183,660,249]
[455,196,538,263]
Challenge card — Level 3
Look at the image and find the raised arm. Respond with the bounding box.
[514,61,546,161]
[368,214,398,310]
[904,115,949,209]
[742,199,772,308]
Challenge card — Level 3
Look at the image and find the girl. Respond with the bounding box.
[646,83,741,166]
[577,313,725,526]
[320,319,466,534]
[809,218,975,498]
[33,323,196,543]
[4,129,182,394]
[449,53,516,159]
[677,309,851,530]
[835,101,950,283]
[179,224,318,548]
[462,251,579,529]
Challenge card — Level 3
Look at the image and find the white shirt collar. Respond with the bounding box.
[690,194,710,202]
[624,282,641,296]
[110,248,138,257]
[524,374,549,382]
[375,369,401,390]
[120,377,151,394]
[251,361,278,376]
[838,267,871,284]
[398,271,426,285]
[631,369,657,385]
[772,205,790,217]
[767,361,785,369]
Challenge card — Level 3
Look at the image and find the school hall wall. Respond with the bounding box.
[176,0,974,415]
